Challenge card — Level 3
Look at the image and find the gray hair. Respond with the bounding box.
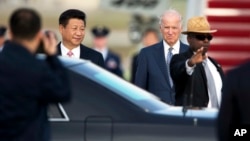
[159,8,182,27]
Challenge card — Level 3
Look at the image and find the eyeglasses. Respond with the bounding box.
[191,34,213,41]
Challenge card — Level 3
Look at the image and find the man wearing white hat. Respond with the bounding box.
[170,16,224,108]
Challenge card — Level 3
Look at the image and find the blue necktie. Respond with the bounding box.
[167,47,173,88]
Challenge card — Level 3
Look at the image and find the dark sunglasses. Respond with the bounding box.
[191,34,213,41]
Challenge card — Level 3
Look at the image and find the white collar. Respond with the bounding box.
[163,40,180,55]
[60,43,81,58]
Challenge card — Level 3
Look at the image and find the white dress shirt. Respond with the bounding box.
[185,57,222,108]
[60,43,80,58]
[163,40,180,63]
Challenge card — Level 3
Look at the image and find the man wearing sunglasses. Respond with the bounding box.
[170,16,224,108]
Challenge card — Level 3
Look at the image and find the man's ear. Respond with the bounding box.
[36,30,43,40]
[7,30,13,40]
[59,24,64,34]
[35,30,43,46]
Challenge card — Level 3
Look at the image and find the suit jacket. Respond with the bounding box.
[57,43,104,68]
[105,51,123,78]
[0,41,71,141]
[170,48,224,107]
[218,60,250,141]
[134,41,189,104]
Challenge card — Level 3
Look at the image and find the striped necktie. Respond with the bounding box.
[167,47,173,88]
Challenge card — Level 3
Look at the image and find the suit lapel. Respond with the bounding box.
[208,57,225,80]
[155,41,188,85]
[154,42,169,83]
[179,42,188,53]
[196,57,224,91]
[57,42,62,55]
[197,62,207,84]
[79,45,88,59]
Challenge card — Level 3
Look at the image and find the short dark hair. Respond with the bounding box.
[59,9,86,27]
[143,28,160,40]
[9,8,41,40]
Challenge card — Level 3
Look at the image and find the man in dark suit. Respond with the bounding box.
[170,16,224,108]
[57,9,104,68]
[91,25,123,77]
[135,9,189,105]
[0,8,71,141]
[217,60,250,141]
[130,28,160,83]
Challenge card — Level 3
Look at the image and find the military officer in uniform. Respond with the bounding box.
[92,25,123,78]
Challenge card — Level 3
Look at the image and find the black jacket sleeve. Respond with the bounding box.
[39,55,71,103]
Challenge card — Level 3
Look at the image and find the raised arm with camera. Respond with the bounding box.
[42,31,58,56]
[0,8,71,141]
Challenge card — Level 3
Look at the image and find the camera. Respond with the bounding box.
[36,31,50,54]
